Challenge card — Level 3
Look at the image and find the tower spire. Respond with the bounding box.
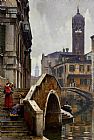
[77,6,79,14]
[77,0,80,14]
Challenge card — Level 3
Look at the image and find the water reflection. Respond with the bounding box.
[44,102,93,140]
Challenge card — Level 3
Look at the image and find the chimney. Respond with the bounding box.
[66,48,69,52]
[63,48,65,52]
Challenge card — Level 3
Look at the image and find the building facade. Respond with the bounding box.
[16,0,32,88]
[41,49,71,74]
[0,0,32,88]
[52,57,91,90]
[91,35,94,92]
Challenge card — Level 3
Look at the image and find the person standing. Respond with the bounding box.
[4,81,14,110]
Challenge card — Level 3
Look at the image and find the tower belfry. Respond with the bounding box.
[72,7,85,55]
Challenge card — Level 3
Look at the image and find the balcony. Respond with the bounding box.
[21,21,32,49]
[0,5,6,14]
[0,6,17,23]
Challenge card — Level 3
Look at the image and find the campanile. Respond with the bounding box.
[72,7,85,55]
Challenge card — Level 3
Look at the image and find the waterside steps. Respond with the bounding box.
[0,89,48,140]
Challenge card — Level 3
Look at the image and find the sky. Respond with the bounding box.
[29,0,94,76]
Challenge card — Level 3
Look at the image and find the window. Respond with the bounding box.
[87,65,91,72]
[87,79,91,85]
[20,40,23,64]
[65,65,66,73]
[69,65,75,72]
[79,65,84,72]
[57,66,63,77]
[70,78,74,83]
[87,56,91,60]
[7,8,17,18]
[52,69,56,76]
[80,79,86,85]
[58,79,63,87]
[0,25,5,54]
[80,79,91,85]
[24,24,29,30]
[57,68,60,77]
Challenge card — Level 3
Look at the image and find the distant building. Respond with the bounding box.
[31,75,40,86]
[41,49,71,74]
[35,64,39,77]
[0,0,32,88]
[91,35,94,92]
[52,57,91,90]
[85,51,92,61]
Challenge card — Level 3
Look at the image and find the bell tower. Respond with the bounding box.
[72,7,85,55]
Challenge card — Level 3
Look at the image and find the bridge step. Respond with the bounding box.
[0,118,32,138]
[1,136,33,140]
[1,120,26,126]
[0,89,48,140]
[1,130,30,137]
[1,125,28,131]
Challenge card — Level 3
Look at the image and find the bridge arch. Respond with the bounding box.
[44,90,61,129]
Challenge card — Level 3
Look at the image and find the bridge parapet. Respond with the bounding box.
[23,99,43,137]
[24,73,62,132]
[25,73,61,111]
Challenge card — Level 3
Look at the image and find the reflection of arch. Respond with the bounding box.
[44,90,61,130]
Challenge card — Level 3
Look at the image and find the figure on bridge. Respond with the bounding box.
[4,80,14,110]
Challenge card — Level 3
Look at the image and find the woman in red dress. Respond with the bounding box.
[4,82,13,110]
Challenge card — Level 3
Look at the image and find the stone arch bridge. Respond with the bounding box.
[23,73,92,137]
[24,74,61,136]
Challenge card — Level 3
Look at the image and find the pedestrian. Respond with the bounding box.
[10,104,20,120]
[10,103,24,120]
[4,81,14,110]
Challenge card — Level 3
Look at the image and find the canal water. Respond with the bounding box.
[44,99,94,140]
